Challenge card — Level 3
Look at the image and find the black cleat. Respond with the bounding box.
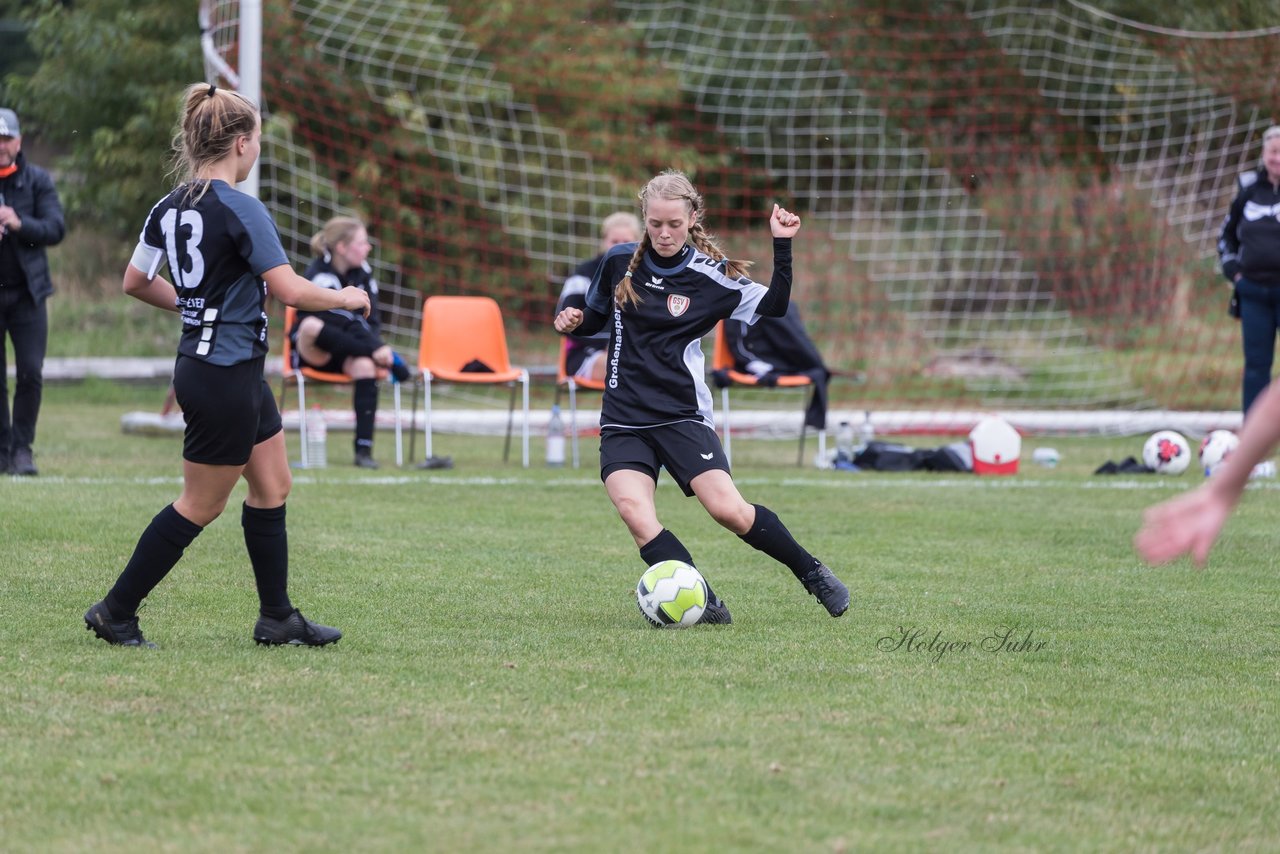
[697,598,733,625]
[84,600,157,648]
[353,450,380,469]
[253,609,342,646]
[800,562,850,617]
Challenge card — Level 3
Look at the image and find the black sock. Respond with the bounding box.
[353,378,377,453]
[242,502,294,619]
[639,528,721,604]
[738,504,820,581]
[106,504,203,617]
[315,324,377,359]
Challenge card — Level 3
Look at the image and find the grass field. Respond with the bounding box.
[2,382,1277,852]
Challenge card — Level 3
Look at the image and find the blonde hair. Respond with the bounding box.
[1264,125,1280,144]
[310,215,366,257]
[170,82,260,203]
[600,211,641,240]
[614,170,752,310]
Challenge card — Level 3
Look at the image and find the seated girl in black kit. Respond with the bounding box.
[292,216,410,468]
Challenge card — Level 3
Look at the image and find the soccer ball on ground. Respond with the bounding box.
[1142,430,1191,475]
[636,560,707,628]
[1198,429,1239,476]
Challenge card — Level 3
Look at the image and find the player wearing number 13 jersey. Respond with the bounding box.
[136,174,283,365]
[83,83,370,650]
[555,170,850,624]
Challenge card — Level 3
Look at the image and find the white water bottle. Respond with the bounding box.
[835,420,855,463]
[305,404,328,468]
[858,410,876,452]
[546,404,566,467]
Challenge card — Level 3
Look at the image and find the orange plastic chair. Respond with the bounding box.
[554,337,607,468]
[409,295,529,466]
[279,305,404,467]
[712,319,825,467]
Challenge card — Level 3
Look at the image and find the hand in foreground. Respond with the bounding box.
[372,345,394,367]
[770,203,801,238]
[341,285,371,317]
[1133,484,1234,568]
[554,307,583,334]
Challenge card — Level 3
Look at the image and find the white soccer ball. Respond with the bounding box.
[1142,430,1191,475]
[636,560,707,628]
[1198,429,1239,477]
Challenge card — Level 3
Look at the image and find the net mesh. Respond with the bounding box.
[201,0,1280,429]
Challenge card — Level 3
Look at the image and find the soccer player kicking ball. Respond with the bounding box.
[84,83,369,648]
[554,169,850,624]
[1135,380,1280,567]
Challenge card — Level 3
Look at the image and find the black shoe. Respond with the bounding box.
[253,609,342,646]
[416,455,454,470]
[11,448,37,476]
[354,450,380,469]
[84,600,157,648]
[800,562,850,617]
[697,598,733,625]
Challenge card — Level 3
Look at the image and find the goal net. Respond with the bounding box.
[201,0,1280,433]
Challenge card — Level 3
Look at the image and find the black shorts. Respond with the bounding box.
[599,421,730,497]
[291,313,382,373]
[298,350,348,375]
[173,355,283,465]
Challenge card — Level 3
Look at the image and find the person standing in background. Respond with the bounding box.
[1218,125,1280,416]
[0,107,65,476]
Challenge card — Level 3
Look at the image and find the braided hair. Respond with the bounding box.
[614,169,753,310]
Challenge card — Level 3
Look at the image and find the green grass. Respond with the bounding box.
[2,384,1278,852]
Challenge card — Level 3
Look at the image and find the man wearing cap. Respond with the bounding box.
[0,107,65,476]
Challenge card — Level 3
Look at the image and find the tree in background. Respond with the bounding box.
[4,0,199,237]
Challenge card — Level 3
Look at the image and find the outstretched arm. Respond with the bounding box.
[1135,382,1280,566]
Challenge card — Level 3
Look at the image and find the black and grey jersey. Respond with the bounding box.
[134,179,289,366]
[300,255,382,336]
[583,242,772,428]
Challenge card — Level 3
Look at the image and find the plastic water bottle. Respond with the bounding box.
[858,410,876,453]
[1032,447,1060,468]
[305,405,328,468]
[546,404,566,467]
[835,420,855,464]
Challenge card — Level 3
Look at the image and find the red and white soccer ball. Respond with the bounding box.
[1198,429,1239,477]
[1142,430,1191,475]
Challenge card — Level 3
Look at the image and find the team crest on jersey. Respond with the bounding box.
[667,294,690,317]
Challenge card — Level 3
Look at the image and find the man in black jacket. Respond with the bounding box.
[0,107,65,476]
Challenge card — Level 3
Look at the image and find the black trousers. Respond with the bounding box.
[0,287,47,455]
